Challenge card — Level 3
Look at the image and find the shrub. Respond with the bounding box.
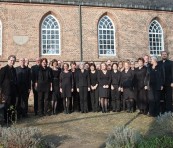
[106,126,142,148]
[0,126,55,148]
[137,136,173,148]
[156,112,173,133]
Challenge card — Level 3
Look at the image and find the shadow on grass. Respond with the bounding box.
[20,112,127,127]
[42,134,72,147]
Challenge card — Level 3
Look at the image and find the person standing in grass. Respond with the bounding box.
[60,63,73,114]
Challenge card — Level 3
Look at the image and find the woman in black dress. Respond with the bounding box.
[111,63,121,112]
[144,56,164,117]
[76,63,90,113]
[120,61,135,113]
[98,62,111,113]
[89,63,99,112]
[134,58,148,114]
[35,58,52,116]
[51,59,61,115]
[60,63,73,114]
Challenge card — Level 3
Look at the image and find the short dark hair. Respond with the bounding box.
[138,58,144,63]
[70,61,76,66]
[63,63,69,68]
[52,59,58,66]
[90,63,96,70]
[8,55,16,61]
[112,63,118,69]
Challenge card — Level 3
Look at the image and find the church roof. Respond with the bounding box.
[1,0,173,12]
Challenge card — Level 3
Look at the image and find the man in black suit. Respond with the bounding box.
[0,55,18,123]
[16,58,31,118]
[158,51,173,112]
[31,57,40,115]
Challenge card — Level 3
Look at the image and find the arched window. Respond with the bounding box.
[98,15,115,56]
[0,20,2,55]
[149,20,164,56]
[41,15,60,55]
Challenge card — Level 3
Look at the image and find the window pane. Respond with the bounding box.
[41,15,60,55]
[149,20,164,56]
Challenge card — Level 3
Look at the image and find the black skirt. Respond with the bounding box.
[99,86,110,98]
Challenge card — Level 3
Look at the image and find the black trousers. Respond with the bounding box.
[148,88,161,117]
[90,88,99,112]
[17,90,28,117]
[3,94,16,123]
[32,85,38,114]
[161,86,172,112]
[111,86,121,111]
[79,86,88,112]
[72,91,80,111]
[38,91,49,115]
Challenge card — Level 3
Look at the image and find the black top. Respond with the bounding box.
[120,69,134,88]
[76,69,90,87]
[31,64,40,84]
[90,70,98,86]
[0,65,17,95]
[36,66,52,92]
[98,70,111,87]
[16,66,31,91]
[145,64,164,90]
[158,60,173,86]
[52,69,61,92]
[134,66,147,90]
[111,70,121,86]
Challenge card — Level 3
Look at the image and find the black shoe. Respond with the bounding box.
[64,110,67,114]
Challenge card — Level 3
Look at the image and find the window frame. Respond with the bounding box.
[148,20,164,56]
[98,15,116,56]
[41,15,61,56]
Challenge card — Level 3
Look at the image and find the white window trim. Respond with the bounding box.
[98,15,116,56]
[148,20,164,56]
[41,15,61,56]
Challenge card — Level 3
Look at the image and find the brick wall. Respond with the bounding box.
[0,2,173,63]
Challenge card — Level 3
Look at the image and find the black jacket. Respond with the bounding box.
[158,60,173,86]
[76,69,90,87]
[16,66,31,91]
[31,64,40,85]
[36,66,52,92]
[144,64,164,90]
[0,65,18,95]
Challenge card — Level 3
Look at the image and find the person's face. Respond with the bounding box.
[101,63,106,70]
[36,58,40,65]
[20,58,25,67]
[8,57,16,67]
[90,65,95,71]
[72,64,76,69]
[107,60,111,65]
[107,65,112,70]
[161,52,168,60]
[144,56,149,63]
[41,60,47,68]
[25,59,29,66]
[131,63,135,69]
[151,58,157,65]
[113,64,118,70]
[96,65,100,70]
[80,64,84,70]
[124,63,130,70]
[138,60,144,67]
[84,64,89,70]
[64,64,69,71]
[118,62,123,69]
[53,61,58,68]
[58,61,61,67]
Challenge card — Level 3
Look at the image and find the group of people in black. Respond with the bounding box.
[0,51,173,123]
